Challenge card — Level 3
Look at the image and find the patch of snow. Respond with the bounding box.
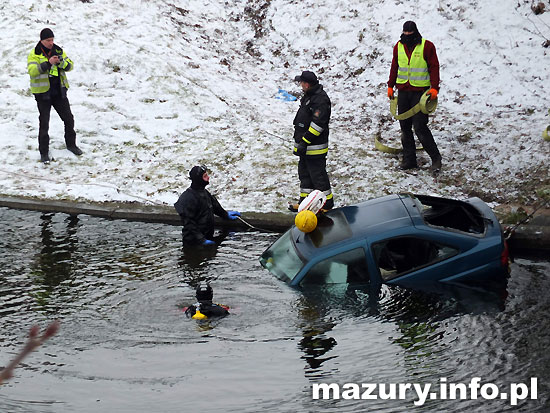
[0,0,548,212]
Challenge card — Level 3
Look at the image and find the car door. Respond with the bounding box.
[297,246,371,287]
[371,235,460,286]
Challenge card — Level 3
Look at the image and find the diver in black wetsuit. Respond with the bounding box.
[185,283,229,319]
[174,165,240,246]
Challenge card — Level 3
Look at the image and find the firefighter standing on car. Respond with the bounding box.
[387,21,442,172]
[289,70,334,212]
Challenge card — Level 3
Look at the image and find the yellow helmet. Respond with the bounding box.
[295,210,318,233]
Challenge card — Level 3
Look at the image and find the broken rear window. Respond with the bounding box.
[414,195,486,235]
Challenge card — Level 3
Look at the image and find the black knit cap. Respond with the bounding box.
[402,21,418,33]
[40,28,54,40]
[294,70,318,85]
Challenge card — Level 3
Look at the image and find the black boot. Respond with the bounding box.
[67,145,83,156]
[322,197,334,211]
[400,160,418,170]
[40,153,51,164]
[430,156,442,172]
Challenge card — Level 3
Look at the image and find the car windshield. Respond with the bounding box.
[259,230,304,283]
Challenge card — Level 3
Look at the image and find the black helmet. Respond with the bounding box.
[196,282,213,301]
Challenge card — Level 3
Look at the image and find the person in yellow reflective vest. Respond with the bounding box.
[289,71,334,212]
[387,21,442,172]
[27,28,83,164]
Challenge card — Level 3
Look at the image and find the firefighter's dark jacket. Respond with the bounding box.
[174,187,229,245]
[293,83,331,153]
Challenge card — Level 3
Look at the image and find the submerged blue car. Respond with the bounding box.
[260,194,510,290]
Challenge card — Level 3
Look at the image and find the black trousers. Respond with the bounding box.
[298,155,333,208]
[398,90,441,164]
[36,96,76,155]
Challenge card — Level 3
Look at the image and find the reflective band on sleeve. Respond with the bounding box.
[309,121,323,134]
[302,137,311,144]
[308,126,321,136]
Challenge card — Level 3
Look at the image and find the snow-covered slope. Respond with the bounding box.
[0,0,548,211]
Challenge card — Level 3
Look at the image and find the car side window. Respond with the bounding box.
[373,237,458,281]
[300,247,369,286]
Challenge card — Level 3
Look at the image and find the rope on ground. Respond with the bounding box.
[374,135,423,154]
[504,197,550,240]
[0,167,165,206]
[264,130,287,141]
[237,216,278,233]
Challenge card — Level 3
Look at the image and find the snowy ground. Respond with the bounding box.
[0,0,548,212]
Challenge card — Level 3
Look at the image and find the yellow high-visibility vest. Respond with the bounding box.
[396,39,430,87]
[27,48,72,95]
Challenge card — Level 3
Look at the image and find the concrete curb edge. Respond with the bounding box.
[0,195,548,254]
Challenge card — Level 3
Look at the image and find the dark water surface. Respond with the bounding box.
[0,207,548,412]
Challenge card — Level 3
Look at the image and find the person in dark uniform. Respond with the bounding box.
[387,21,442,172]
[174,165,240,246]
[27,28,83,164]
[289,71,334,212]
[184,283,229,319]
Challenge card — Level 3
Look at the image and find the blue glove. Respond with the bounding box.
[202,239,215,246]
[227,210,241,220]
[294,141,307,156]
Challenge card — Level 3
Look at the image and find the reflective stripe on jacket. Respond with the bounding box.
[396,39,430,88]
[27,44,73,95]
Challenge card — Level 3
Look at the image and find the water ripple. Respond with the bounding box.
[0,208,548,412]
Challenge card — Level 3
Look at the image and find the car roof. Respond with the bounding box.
[293,194,415,258]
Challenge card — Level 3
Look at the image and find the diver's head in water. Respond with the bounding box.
[196,282,213,302]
